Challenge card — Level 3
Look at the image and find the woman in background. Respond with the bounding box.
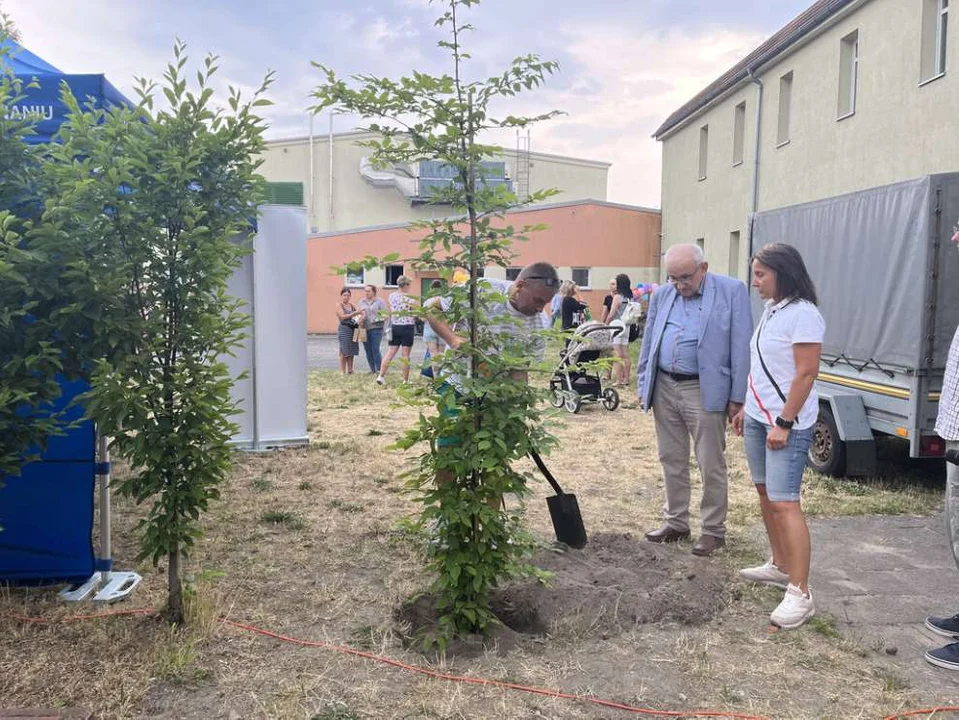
[377,275,417,385]
[359,284,386,374]
[335,287,364,375]
[607,273,633,386]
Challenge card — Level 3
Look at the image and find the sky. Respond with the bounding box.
[6,0,813,208]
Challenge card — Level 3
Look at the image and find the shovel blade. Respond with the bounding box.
[546,493,587,549]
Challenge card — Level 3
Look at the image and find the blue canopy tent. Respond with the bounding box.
[3,40,132,144]
[0,43,140,601]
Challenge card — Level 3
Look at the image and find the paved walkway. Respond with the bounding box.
[807,513,959,703]
[308,333,427,372]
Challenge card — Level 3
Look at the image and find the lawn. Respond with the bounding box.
[0,367,948,720]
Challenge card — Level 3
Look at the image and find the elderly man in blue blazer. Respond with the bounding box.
[637,243,753,556]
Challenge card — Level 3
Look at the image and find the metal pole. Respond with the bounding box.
[97,433,111,565]
[746,68,764,264]
[308,114,315,232]
[328,111,335,229]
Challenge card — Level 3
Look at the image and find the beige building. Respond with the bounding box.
[260,130,610,234]
[655,0,959,280]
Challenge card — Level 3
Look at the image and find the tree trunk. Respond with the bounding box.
[167,545,184,624]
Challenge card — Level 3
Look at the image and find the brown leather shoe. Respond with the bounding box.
[644,525,691,543]
[692,535,726,556]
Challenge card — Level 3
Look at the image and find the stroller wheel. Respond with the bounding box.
[550,389,565,408]
[564,393,582,414]
[602,388,620,411]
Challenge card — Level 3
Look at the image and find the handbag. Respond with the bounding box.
[353,326,367,343]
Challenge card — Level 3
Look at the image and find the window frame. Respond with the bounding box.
[698,124,709,181]
[837,30,859,120]
[732,101,746,167]
[937,0,950,76]
[571,267,591,289]
[777,71,793,147]
[505,267,522,281]
[345,267,366,288]
[383,263,405,288]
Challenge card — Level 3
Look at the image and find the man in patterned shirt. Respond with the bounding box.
[924,226,959,672]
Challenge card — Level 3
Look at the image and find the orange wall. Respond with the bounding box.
[308,202,661,333]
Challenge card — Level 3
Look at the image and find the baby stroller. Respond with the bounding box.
[549,321,623,414]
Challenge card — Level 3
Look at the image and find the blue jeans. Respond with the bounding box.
[363,328,383,373]
[743,415,813,502]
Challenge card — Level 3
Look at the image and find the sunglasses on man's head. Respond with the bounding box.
[523,275,560,287]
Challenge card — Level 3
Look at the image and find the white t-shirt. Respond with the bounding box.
[744,298,825,430]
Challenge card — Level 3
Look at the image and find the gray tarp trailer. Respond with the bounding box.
[749,174,959,477]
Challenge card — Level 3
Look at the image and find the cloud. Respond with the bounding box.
[483,22,765,207]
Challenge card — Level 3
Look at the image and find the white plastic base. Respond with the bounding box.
[59,572,103,602]
[58,570,142,603]
[94,571,142,603]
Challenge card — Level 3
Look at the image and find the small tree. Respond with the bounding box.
[38,42,273,622]
[312,0,562,640]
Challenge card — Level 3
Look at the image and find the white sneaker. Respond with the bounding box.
[739,560,789,589]
[770,583,815,629]
[376,375,385,385]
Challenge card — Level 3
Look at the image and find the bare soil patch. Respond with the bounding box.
[0,369,948,719]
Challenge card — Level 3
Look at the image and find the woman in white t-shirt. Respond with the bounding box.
[732,242,825,631]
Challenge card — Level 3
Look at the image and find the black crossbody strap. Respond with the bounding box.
[755,300,795,404]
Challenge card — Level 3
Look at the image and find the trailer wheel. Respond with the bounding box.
[809,405,847,477]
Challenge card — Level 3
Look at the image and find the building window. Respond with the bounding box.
[696,237,705,251]
[384,264,404,286]
[732,102,746,166]
[505,267,521,281]
[838,30,859,118]
[345,267,365,287]
[777,72,793,146]
[698,125,709,180]
[922,0,949,81]
[729,230,741,279]
[571,267,590,289]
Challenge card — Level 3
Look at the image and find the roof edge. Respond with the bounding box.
[653,0,864,140]
[309,198,660,239]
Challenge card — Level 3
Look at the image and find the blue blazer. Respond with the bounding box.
[637,273,753,413]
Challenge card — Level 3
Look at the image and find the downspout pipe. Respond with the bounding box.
[746,67,763,258]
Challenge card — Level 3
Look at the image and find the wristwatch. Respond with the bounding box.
[775,416,795,429]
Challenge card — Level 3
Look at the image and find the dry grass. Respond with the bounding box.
[0,368,947,719]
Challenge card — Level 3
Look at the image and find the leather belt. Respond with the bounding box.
[660,370,699,382]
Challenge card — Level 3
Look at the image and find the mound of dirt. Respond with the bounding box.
[396,532,731,657]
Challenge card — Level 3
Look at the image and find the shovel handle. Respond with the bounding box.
[529,450,565,496]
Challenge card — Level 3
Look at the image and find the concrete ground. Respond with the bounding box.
[809,513,959,701]
[308,334,959,701]
[308,333,427,372]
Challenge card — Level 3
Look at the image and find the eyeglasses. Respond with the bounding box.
[666,265,704,285]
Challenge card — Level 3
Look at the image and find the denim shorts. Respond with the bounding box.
[743,415,814,502]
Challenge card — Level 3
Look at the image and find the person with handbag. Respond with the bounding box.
[732,242,824,630]
[359,284,386,374]
[335,287,364,375]
[637,244,752,557]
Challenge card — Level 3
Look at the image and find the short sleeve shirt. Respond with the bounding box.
[389,291,416,326]
[744,298,825,430]
[937,324,959,440]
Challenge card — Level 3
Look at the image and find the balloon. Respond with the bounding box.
[632,288,640,298]
[651,283,660,292]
